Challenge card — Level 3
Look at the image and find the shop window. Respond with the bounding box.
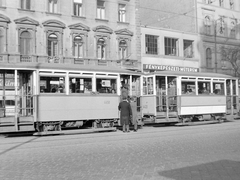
[164,37,179,56]
[48,33,58,57]
[40,76,65,93]
[118,4,126,22]
[20,31,31,55]
[69,77,92,93]
[21,0,30,10]
[213,82,224,95]
[184,40,194,58]
[48,0,58,13]
[145,35,158,55]
[181,81,196,95]
[198,82,211,94]
[73,0,82,16]
[96,78,117,94]
[73,35,83,58]
[97,0,105,19]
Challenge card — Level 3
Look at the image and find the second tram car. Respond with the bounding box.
[141,71,239,124]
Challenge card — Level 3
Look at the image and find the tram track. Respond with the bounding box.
[0,121,239,154]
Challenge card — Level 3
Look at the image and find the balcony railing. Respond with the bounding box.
[48,56,60,63]
[20,55,32,62]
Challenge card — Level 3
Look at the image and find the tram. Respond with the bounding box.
[0,63,141,133]
[141,71,239,124]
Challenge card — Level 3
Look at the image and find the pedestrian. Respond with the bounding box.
[129,97,138,132]
[118,95,132,133]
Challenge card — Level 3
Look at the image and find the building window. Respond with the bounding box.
[0,29,3,53]
[230,21,236,38]
[230,0,234,9]
[204,0,212,4]
[119,40,127,59]
[20,31,31,55]
[164,37,178,56]
[219,17,225,34]
[145,35,158,55]
[48,33,58,56]
[221,49,227,69]
[48,0,58,13]
[206,48,212,68]
[97,0,105,19]
[184,40,194,58]
[73,36,83,58]
[73,0,82,16]
[219,0,224,7]
[204,16,211,35]
[118,4,126,22]
[97,38,105,60]
[21,0,30,10]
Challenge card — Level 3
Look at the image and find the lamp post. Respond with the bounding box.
[214,18,224,73]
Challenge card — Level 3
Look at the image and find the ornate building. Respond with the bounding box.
[0,0,140,70]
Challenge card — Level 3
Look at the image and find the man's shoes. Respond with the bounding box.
[127,131,130,133]
[134,129,137,132]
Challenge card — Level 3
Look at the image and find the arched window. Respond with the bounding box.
[206,48,212,68]
[20,31,31,55]
[73,36,83,58]
[48,33,58,56]
[204,16,211,35]
[119,40,127,59]
[97,38,105,60]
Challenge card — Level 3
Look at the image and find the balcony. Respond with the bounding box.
[48,56,60,63]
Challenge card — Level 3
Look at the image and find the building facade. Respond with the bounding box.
[197,0,240,76]
[0,0,140,70]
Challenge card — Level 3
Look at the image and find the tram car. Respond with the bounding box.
[141,71,239,124]
[0,63,141,133]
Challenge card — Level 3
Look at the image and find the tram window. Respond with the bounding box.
[143,77,153,95]
[181,81,196,95]
[213,82,224,95]
[198,82,210,95]
[40,76,65,93]
[96,78,117,94]
[226,80,231,95]
[69,77,92,93]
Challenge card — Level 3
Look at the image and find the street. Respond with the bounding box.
[1,121,240,180]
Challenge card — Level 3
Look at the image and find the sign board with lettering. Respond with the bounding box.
[143,64,199,72]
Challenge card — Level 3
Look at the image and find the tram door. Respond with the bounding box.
[226,79,238,118]
[156,76,177,120]
[0,70,34,132]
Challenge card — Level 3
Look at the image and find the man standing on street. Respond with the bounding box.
[118,95,132,133]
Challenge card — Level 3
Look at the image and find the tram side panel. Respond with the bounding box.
[141,96,156,117]
[179,96,226,119]
[37,95,119,123]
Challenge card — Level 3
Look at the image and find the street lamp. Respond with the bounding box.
[214,17,224,73]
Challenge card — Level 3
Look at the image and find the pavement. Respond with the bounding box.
[0,120,240,180]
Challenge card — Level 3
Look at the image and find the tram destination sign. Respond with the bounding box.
[143,64,199,72]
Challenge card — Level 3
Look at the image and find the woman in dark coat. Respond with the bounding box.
[118,96,132,132]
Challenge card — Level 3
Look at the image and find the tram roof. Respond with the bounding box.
[0,62,142,75]
[146,71,237,79]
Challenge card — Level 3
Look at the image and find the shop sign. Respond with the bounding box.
[143,64,199,72]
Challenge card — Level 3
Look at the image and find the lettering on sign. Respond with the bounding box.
[143,64,198,72]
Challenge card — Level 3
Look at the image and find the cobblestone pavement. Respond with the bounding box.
[1,121,240,180]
